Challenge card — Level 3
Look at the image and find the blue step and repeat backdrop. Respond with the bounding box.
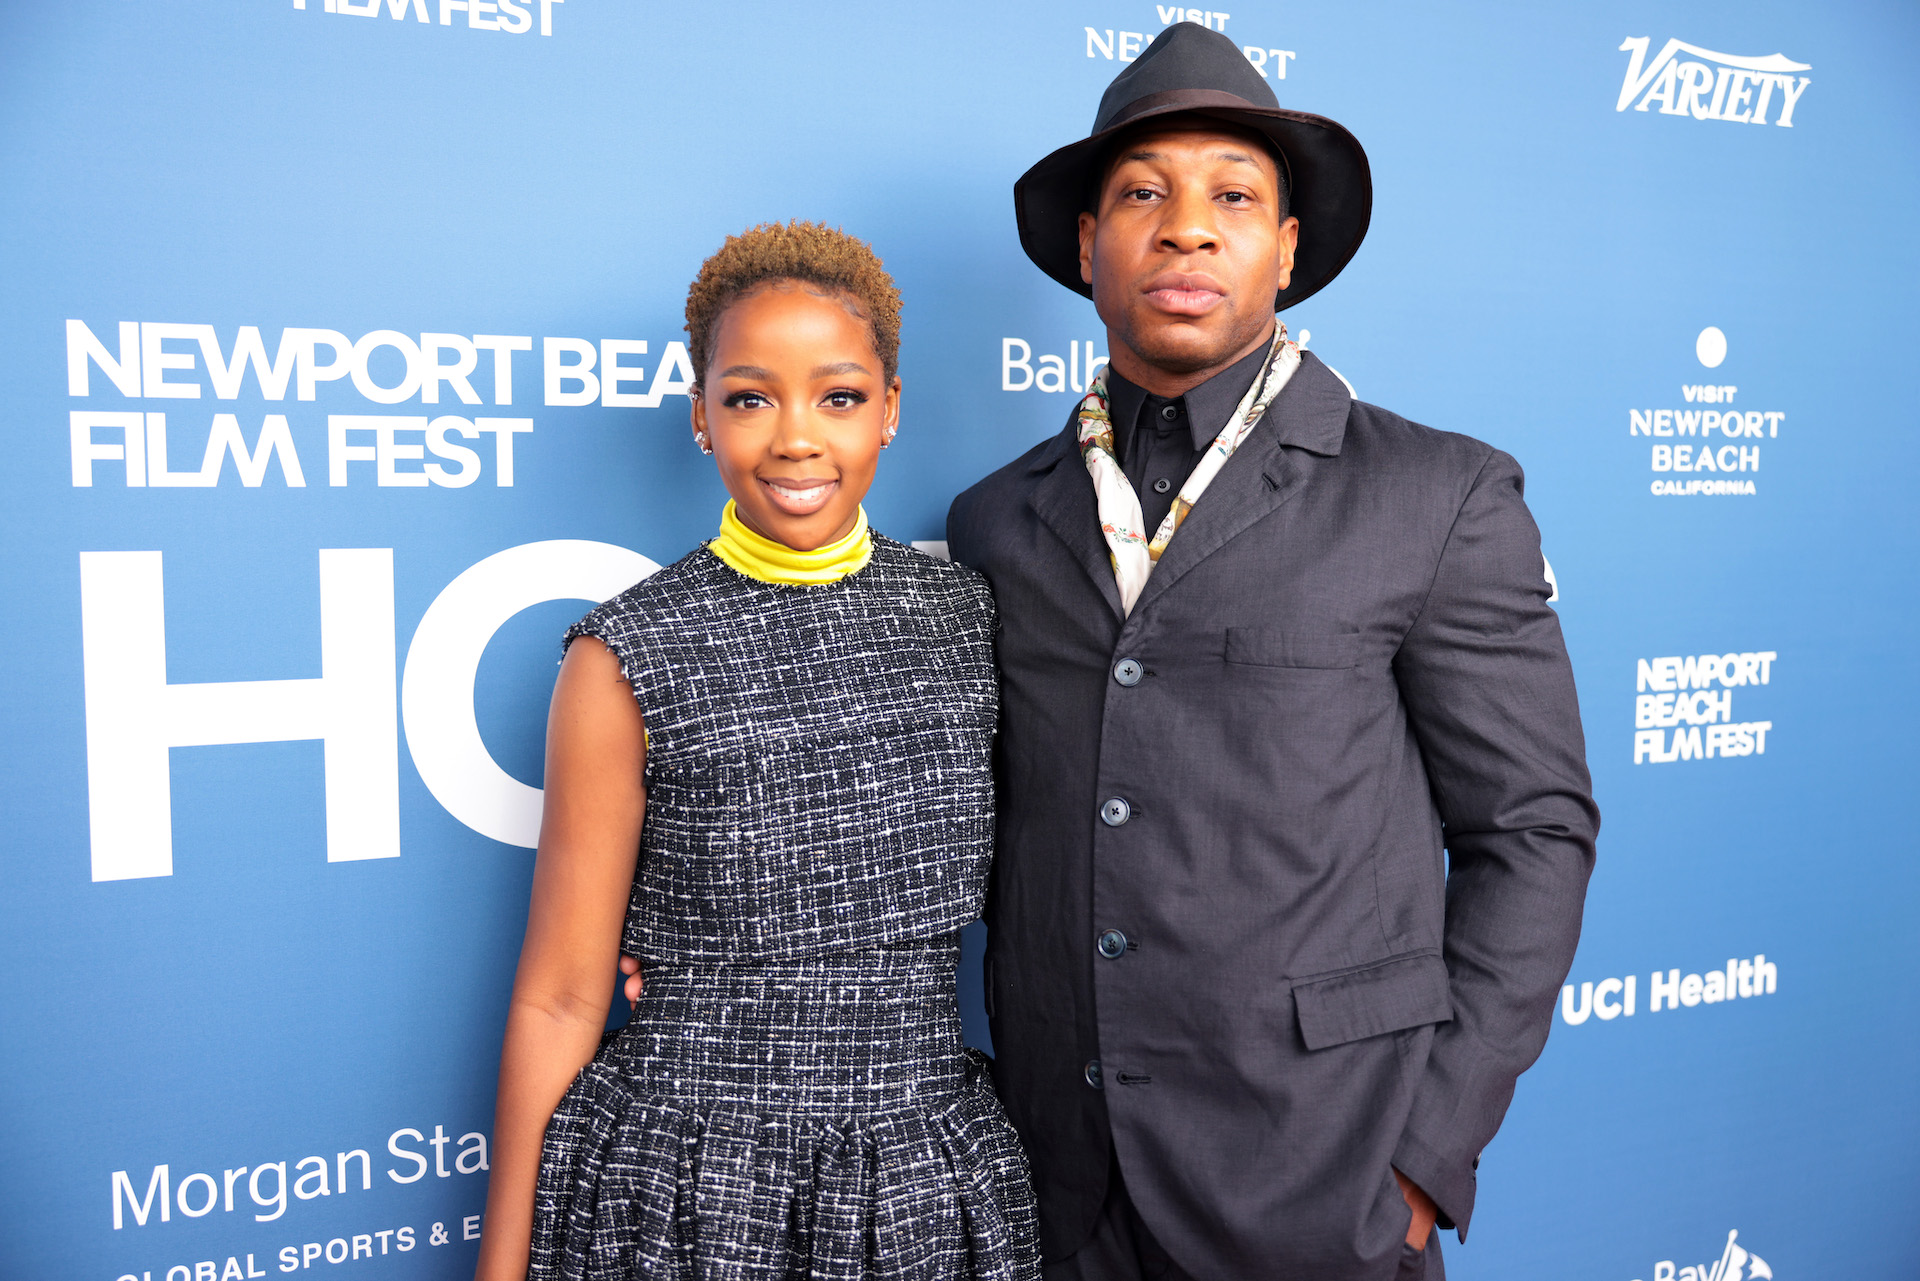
[3,3,1916,1279]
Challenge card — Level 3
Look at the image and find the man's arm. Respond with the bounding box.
[1389,448,1600,1237]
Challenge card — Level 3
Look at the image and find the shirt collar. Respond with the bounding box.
[1104,337,1274,454]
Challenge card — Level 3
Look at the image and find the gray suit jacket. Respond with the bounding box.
[947,352,1598,1280]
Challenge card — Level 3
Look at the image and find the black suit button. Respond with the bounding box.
[1152,477,1172,494]
[1084,1059,1104,1089]
[1097,928,1128,959]
[1100,797,1131,826]
[1112,658,1142,687]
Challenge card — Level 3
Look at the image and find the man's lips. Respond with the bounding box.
[759,476,839,513]
[1142,271,1226,317]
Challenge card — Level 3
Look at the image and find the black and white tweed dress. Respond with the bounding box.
[529,532,1040,1281]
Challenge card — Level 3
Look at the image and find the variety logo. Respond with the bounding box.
[1561,954,1777,1027]
[292,0,566,37]
[1617,38,1810,126]
[1634,1230,1774,1281]
[1084,7,1294,81]
[1632,649,1775,765]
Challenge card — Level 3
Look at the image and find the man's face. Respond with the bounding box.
[1078,122,1299,379]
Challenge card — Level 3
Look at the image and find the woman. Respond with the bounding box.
[475,221,1039,1281]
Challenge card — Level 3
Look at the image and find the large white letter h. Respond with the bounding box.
[80,550,399,881]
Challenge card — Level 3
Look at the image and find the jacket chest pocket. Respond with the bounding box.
[1224,626,1362,670]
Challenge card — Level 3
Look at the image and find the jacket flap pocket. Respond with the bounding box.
[1224,627,1360,669]
[1293,952,1453,1051]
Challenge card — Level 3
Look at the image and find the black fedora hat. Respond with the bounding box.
[1014,22,1372,311]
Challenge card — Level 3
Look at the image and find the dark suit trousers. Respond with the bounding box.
[1043,1153,1446,1281]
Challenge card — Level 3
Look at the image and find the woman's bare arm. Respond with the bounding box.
[475,638,646,1281]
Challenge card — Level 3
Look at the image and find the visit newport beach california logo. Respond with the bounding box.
[1616,37,1811,126]
[1627,328,1781,500]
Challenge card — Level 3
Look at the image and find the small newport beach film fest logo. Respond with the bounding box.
[292,0,566,36]
[1616,37,1811,126]
[1634,1230,1773,1281]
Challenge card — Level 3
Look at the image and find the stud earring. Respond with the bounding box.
[689,387,711,453]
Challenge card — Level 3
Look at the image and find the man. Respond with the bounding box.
[946,23,1598,1281]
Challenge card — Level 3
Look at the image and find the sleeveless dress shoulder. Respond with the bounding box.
[528,533,1039,1281]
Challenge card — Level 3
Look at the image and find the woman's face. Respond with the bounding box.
[692,282,899,551]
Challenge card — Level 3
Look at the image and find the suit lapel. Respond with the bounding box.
[1127,427,1299,617]
[1129,351,1352,619]
[1027,428,1125,621]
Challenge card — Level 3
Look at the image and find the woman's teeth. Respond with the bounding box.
[767,480,831,503]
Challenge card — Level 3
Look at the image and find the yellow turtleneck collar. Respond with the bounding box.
[710,499,873,586]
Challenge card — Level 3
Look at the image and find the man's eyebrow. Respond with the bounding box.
[810,361,871,378]
[717,364,773,379]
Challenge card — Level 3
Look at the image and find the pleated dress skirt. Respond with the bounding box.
[528,935,1039,1281]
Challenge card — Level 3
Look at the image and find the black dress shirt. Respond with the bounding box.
[1103,341,1271,534]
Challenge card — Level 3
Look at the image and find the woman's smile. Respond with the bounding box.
[759,475,839,514]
